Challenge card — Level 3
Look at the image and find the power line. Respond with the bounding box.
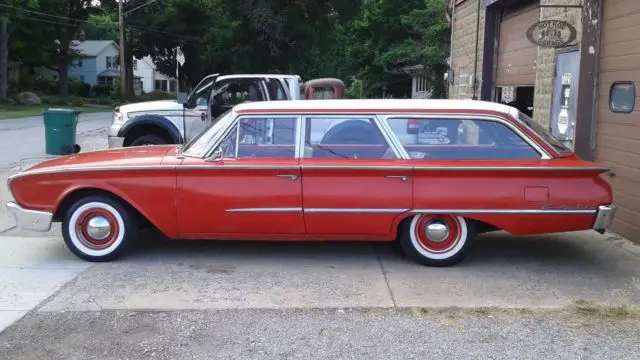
[0,4,92,25]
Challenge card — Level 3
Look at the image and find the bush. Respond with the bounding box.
[136,91,176,102]
[92,84,112,97]
[71,98,86,107]
[78,83,91,97]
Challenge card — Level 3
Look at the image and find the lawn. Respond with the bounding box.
[0,104,111,120]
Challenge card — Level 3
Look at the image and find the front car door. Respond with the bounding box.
[209,77,267,119]
[183,74,219,142]
[176,113,304,237]
[299,115,413,235]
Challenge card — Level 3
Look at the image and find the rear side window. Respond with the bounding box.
[386,118,540,160]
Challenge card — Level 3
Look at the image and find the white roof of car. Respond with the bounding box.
[234,99,517,116]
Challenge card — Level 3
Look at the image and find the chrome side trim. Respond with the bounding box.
[226,207,303,213]
[6,201,53,232]
[413,166,612,172]
[593,204,617,230]
[304,208,409,214]
[181,165,300,170]
[301,165,413,171]
[411,209,597,215]
[8,165,177,180]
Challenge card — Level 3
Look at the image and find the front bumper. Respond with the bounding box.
[593,204,617,233]
[6,202,53,232]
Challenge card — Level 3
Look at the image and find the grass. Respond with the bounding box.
[0,104,111,120]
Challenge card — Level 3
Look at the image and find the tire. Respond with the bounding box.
[62,195,138,262]
[129,134,168,146]
[399,215,476,267]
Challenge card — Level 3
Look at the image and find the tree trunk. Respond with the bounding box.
[125,29,134,97]
[0,16,9,101]
[58,60,69,97]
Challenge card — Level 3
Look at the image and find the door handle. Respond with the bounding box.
[201,113,207,121]
[276,174,298,181]
[385,175,408,182]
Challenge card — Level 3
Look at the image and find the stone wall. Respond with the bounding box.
[532,0,583,128]
[449,0,485,99]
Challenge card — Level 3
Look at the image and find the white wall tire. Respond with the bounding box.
[62,195,138,262]
[399,214,476,267]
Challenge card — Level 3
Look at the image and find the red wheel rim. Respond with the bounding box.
[414,215,461,254]
[75,208,120,250]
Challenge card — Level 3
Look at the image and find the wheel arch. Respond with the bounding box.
[391,213,500,239]
[118,115,183,146]
[53,186,163,234]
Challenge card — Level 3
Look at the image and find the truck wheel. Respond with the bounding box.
[129,134,168,146]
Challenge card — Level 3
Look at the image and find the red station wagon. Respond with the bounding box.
[7,99,617,266]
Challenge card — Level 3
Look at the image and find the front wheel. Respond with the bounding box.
[399,215,475,267]
[129,134,168,146]
[62,195,138,262]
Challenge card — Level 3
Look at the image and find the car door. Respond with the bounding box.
[183,74,219,142]
[299,115,413,235]
[176,114,304,237]
[208,77,268,119]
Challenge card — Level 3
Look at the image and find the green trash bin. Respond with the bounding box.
[43,108,81,155]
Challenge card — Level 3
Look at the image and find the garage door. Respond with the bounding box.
[496,6,540,86]
[596,0,640,241]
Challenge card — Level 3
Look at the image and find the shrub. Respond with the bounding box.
[136,91,176,102]
[71,98,86,107]
[78,83,91,97]
[92,84,112,97]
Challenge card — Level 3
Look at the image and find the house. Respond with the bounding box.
[446,0,640,243]
[69,40,176,95]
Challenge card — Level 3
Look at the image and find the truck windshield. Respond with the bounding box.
[517,112,572,155]
[183,110,234,157]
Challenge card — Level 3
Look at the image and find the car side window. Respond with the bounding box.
[213,78,265,106]
[386,118,540,160]
[216,117,298,158]
[304,117,397,159]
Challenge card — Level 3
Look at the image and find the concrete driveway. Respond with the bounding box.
[0,111,639,358]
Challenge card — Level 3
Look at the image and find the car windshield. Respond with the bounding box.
[183,110,234,157]
[517,112,572,155]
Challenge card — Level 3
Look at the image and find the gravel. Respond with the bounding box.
[1,308,639,360]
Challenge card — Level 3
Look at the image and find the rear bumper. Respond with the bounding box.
[593,204,617,233]
[6,202,53,232]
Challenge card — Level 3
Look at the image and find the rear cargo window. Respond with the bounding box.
[610,82,635,114]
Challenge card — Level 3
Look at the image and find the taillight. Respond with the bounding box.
[407,118,420,134]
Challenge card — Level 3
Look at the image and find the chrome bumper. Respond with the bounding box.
[593,204,617,233]
[6,202,53,232]
[108,136,125,148]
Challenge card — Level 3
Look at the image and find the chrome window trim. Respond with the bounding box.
[301,165,413,170]
[411,209,597,215]
[300,114,400,159]
[181,164,300,170]
[373,114,408,159]
[381,113,552,160]
[412,166,611,171]
[295,114,305,159]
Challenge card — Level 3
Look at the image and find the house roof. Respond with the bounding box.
[71,40,118,57]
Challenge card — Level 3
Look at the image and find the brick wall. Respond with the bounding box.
[449,0,485,100]
[532,0,583,128]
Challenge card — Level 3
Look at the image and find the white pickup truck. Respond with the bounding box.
[108,74,344,147]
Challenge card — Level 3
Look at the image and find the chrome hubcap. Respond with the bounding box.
[424,220,449,242]
[86,216,112,240]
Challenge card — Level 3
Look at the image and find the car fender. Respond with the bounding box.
[118,114,184,144]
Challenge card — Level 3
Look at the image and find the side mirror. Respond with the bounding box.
[183,96,196,109]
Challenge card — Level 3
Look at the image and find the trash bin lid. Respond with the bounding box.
[43,108,82,115]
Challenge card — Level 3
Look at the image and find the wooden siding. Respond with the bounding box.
[596,0,640,241]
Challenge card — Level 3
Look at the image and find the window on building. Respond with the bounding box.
[133,59,138,70]
[169,80,177,93]
[76,59,83,68]
[610,82,635,114]
[303,117,396,159]
[386,118,540,160]
[105,56,117,69]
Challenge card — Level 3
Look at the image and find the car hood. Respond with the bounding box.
[23,145,178,174]
[119,100,182,114]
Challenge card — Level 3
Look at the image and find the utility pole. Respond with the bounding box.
[0,16,9,101]
[118,0,126,100]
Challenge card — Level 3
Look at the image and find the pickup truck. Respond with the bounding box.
[108,74,344,147]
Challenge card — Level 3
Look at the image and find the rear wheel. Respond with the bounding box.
[62,195,138,262]
[129,134,167,146]
[399,214,475,267]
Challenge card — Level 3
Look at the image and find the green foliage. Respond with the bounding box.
[91,84,112,98]
[136,91,176,102]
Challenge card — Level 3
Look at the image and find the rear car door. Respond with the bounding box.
[299,115,413,235]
